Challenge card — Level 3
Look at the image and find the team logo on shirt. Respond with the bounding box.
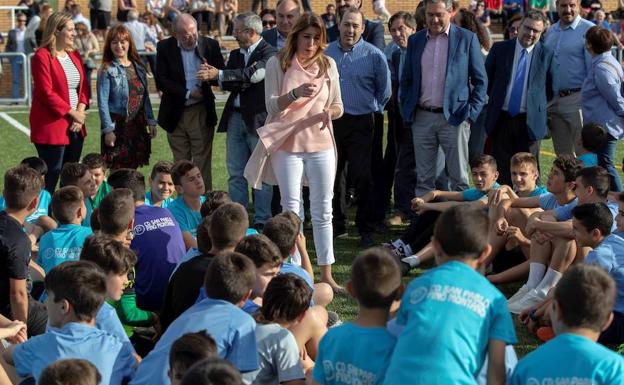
[321,360,376,385]
[526,377,594,385]
[409,286,429,305]
[133,217,176,236]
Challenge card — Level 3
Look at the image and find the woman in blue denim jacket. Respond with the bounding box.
[97,24,157,169]
[582,26,624,191]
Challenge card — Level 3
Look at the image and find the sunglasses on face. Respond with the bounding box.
[262,20,276,27]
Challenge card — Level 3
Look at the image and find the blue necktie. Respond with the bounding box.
[508,49,527,117]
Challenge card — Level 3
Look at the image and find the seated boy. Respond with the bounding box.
[19,157,55,231]
[81,153,110,209]
[577,123,607,167]
[277,211,314,280]
[509,265,624,384]
[168,160,206,250]
[59,163,98,228]
[180,358,244,385]
[388,155,500,274]
[107,169,186,313]
[243,274,309,385]
[508,166,618,313]
[313,247,402,385]
[487,155,581,284]
[37,186,92,274]
[39,359,102,385]
[0,165,48,336]
[168,332,218,385]
[3,261,136,384]
[129,252,258,385]
[383,205,516,385]
[161,203,248,332]
[146,160,175,209]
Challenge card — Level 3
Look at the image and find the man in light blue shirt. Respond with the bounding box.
[325,6,391,247]
[543,0,593,155]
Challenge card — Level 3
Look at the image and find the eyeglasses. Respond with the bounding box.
[17,19,27,22]
[262,20,276,27]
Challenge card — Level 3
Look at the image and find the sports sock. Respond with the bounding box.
[526,262,547,289]
[535,268,563,296]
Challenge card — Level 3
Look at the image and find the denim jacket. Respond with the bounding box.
[96,59,156,134]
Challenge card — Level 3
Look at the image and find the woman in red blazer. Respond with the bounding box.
[30,12,89,193]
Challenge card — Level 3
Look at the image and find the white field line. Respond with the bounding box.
[0,112,30,136]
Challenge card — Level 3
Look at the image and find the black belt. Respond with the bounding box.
[558,88,581,98]
[417,105,443,113]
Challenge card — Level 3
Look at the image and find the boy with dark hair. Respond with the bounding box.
[180,358,244,385]
[168,332,218,385]
[146,160,175,209]
[129,252,259,385]
[59,163,97,227]
[38,186,92,273]
[161,203,249,331]
[97,189,135,243]
[383,205,516,385]
[509,166,618,313]
[168,160,206,250]
[276,211,314,279]
[81,153,110,209]
[577,123,607,167]
[107,168,186,312]
[3,261,136,384]
[18,156,54,228]
[509,265,624,383]
[313,248,402,385]
[200,190,232,218]
[571,203,624,344]
[243,274,309,385]
[39,359,102,385]
[0,165,48,336]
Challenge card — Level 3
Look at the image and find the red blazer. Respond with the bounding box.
[30,48,89,145]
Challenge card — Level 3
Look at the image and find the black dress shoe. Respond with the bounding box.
[360,233,374,248]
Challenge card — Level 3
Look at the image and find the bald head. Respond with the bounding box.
[276,0,300,36]
[175,14,198,50]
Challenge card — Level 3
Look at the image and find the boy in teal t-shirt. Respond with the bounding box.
[145,160,175,209]
[82,153,111,209]
[59,163,98,228]
[509,264,624,384]
[313,248,402,385]
[168,160,206,250]
[38,186,92,274]
[383,206,517,385]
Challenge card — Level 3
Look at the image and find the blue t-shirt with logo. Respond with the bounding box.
[313,323,396,385]
[81,198,93,228]
[556,201,619,232]
[129,297,258,385]
[383,261,517,385]
[144,191,174,209]
[585,234,624,313]
[0,189,51,223]
[539,193,577,211]
[509,333,624,385]
[462,183,501,202]
[37,224,92,273]
[167,195,206,238]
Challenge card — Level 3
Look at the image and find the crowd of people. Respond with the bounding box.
[2,0,624,383]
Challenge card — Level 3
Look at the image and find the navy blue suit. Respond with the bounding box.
[484,38,557,184]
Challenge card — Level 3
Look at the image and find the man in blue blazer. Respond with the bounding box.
[260,0,300,49]
[400,0,487,196]
[484,11,557,185]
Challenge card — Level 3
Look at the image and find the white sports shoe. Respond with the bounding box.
[507,284,530,306]
[508,289,546,315]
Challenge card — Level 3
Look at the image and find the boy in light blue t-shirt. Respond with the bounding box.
[383,206,517,385]
[168,160,206,250]
[313,248,402,385]
[3,261,136,385]
[38,186,92,274]
[145,160,175,209]
[129,252,259,385]
[509,265,624,384]
[59,163,98,229]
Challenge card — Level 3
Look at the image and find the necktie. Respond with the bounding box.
[508,48,527,117]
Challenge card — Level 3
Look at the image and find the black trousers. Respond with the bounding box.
[400,209,441,252]
[394,120,417,219]
[490,111,540,186]
[333,113,375,235]
[372,111,395,223]
[35,132,84,193]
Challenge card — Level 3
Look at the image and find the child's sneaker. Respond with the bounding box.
[507,284,531,306]
[508,289,546,314]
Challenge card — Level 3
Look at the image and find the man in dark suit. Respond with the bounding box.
[6,12,35,100]
[485,10,557,185]
[155,14,224,190]
[401,0,487,197]
[200,13,276,230]
[260,0,300,49]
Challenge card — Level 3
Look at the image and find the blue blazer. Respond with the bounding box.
[400,24,487,127]
[261,27,279,48]
[484,39,557,141]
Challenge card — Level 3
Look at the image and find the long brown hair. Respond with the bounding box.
[278,12,329,78]
[456,9,491,51]
[101,23,144,69]
[40,12,74,55]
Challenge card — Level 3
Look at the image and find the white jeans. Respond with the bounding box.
[271,149,336,265]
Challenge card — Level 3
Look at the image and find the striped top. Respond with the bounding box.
[57,53,81,110]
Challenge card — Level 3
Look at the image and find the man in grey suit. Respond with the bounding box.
[485,11,557,185]
[6,12,35,100]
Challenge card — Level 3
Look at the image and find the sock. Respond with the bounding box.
[401,244,413,257]
[535,268,563,296]
[392,239,406,249]
[401,255,421,268]
[526,263,547,289]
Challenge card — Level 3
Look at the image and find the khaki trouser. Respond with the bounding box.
[166,103,215,190]
[548,91,584,156]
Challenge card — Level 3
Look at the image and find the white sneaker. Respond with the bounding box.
[508,289,546,315]
[507,284,530,306]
